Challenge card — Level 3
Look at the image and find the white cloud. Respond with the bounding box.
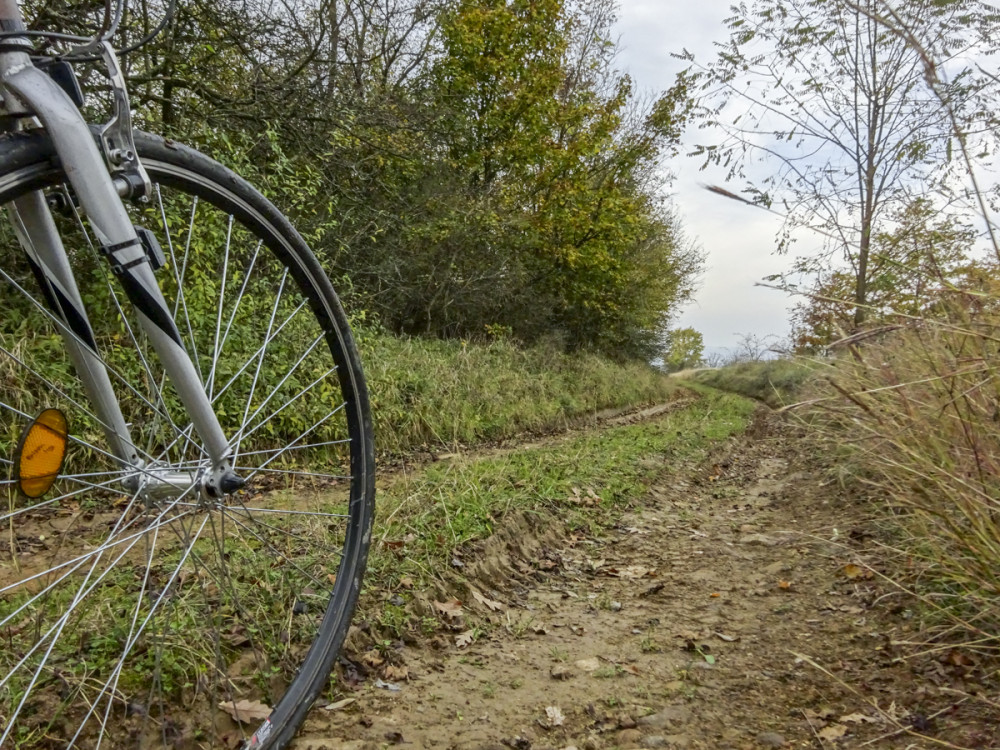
[615,1,800,350]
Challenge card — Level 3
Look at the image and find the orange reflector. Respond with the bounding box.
[14,408,69,499]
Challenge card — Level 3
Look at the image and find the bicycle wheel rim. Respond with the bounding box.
[0,131,375,749]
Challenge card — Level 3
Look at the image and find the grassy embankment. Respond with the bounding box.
[360,331,684,453]
[682,358,818,408]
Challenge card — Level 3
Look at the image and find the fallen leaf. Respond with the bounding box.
[327,573,337,585]
[434,599,464,618]
[818,724,847,741]
[322,697,356,711]
[608,565,653,579]
[361,649,384,668]
[399,576,414,589]
[778,580,792,589]
[455,629,476,648]
[840,713,878,725]
[218,699,270,723]
[385,665,409,681]
[545,706,565,727]
[714,632,738,642]
[472,589,505,612]
[841,563,872,580]
[575,657,601,672]
[622,664,641,676]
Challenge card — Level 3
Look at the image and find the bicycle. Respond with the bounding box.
[0,1,375,747]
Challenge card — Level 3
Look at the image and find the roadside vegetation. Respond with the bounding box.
[682,359,816,409]
[361,331,681,454]
[357,389,754,640]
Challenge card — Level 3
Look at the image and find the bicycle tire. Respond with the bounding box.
[0,130,375,749]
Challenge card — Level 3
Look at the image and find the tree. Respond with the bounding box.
[790,198,978,352]
[677,0,991,330]
[662,328,704,372]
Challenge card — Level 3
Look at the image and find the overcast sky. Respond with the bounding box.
[614,2,797,353]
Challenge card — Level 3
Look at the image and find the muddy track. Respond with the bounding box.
[289,409,999,750]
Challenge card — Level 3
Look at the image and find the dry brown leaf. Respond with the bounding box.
[455,629,475,648]
[778,579,792,590]
[609,565,652,579]
[385,665,409,681]
[218,699,271,723]
[817,724,847,741]
[361,649,384,667]
[545,706,565,727]
[622,664,641,676]
[840,713,877,725]
[841,563,872,580]
[472,589,505,612]
[327,573,337,585]
[322,697,356,711]
[399,576,414,589]
[434,599,464,618]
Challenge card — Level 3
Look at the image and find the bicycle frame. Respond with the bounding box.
[0,0,243,499]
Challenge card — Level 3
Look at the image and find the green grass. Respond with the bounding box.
[682,358,818,408]
[358,331,682,453]
[359,390,754,631]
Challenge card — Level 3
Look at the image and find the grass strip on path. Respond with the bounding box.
[358,389,756,635]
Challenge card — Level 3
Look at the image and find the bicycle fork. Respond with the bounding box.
[0,5,243,500]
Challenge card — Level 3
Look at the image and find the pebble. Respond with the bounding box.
[756,732,786,748]
[550,665,574,680]
[636,705,690,729]
[618,729,642,748]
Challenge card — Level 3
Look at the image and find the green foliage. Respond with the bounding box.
[360,329,681,453]
[89,0,701,360]
[790,199,985,352]
[662,327,704,372]
[684,358,817,409]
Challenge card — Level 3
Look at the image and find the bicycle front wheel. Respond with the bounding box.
[0,131,375,749]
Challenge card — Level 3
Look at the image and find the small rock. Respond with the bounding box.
[756,732,786,748]
[741,534,779,547]
[610,601,623,611]
[636,705,690,729]
[618,714,637,729]
[550,665,574,680]
[618,729,642,748]
[575,657,601,672]
[763,561,789,576]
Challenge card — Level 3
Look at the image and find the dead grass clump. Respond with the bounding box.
[808,313,1000,645]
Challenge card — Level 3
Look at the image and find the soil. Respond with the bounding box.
[290,408,1000,750]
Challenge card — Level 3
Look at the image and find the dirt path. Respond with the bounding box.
[291,410,997,750]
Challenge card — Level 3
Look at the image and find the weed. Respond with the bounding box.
[549,646,569,662]
[593,664,624,679]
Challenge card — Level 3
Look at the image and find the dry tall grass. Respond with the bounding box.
[806,304,1000,648]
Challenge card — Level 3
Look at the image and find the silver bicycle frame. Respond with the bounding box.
[0,0,240,497]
